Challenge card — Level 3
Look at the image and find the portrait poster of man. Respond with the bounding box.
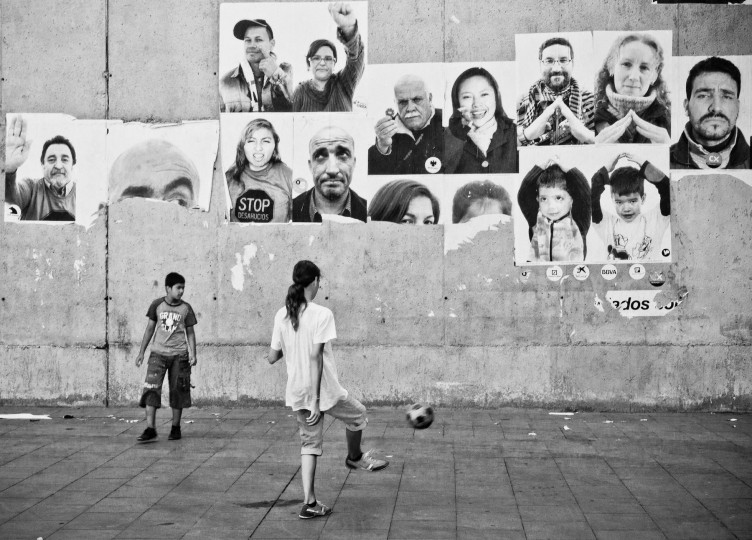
[290,113,372,223]
[106,121,218,212]
[3,114,107,228]
[591,30,674,145]
[219,113,298,223]
[514,32,596,146]
[362,63,446,175]
[357,174,445,226]
[513,144,672,266]
[668,55,751,171]
[218,2,369,115]
[442,61,519,175]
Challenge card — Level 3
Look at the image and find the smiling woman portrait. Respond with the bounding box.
[594,33,672,144]
[444,67,518,174]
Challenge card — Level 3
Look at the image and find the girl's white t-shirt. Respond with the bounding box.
[271,302,348,411]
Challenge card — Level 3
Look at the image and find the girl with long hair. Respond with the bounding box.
[368,179,440,225]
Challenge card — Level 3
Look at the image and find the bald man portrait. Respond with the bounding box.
[108,139,201,208]
[292,126,367,222]
[368,73,444,175]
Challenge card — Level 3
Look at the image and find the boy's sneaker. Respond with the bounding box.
[137,427,157,443]
[345,449,389,471]
[299,501,332,519]
[168,426,181,440]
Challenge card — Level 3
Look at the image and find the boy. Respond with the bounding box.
[135,272,197,442]
[517,157,592,262]
[267,260,388,520]
[591,153,671,261]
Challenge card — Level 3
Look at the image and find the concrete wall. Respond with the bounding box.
[1,0,751,410]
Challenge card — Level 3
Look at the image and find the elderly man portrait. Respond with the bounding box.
[517,37,595,146]
[671,56,750,169]
[368,73,444,175]
[4,115,77,221]
[219,18,293,112]
[292,126,367,222]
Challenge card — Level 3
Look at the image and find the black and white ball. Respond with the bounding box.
[406,403,434,430]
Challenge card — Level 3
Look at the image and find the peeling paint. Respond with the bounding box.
[308,235,315,246]
[74,260,85,283]
[241,244,257,265]
[444,214,509,253]
[594,294,604,312]
[268,253,275,261]
[231,253,245,291]
[427,310,435,317]
[457,283,467,291]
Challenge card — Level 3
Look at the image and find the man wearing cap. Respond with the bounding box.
[292,2,364,113]
[4,115,77,221]
[671,56,750,169]
[292,126,367,223]
[368,74,444,175]
[219,18,293,112]
[517,37,595,146]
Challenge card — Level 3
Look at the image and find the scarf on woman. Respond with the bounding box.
[605,84,656,119]
[464,117,497,156]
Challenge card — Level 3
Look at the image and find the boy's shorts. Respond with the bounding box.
[297,395,367,456]
[139,351,192,409]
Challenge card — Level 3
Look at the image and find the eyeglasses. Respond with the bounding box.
[310,55,336,65]
[541,58,572,66]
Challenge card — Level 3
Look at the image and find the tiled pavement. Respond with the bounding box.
[0,406,750,539]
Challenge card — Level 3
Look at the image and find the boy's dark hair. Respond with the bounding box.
[610,167,644,197]
[686,56,741,99]
[536,165,569,193]
[452,180,512,223]
[306,39,337,67]
[165,272,185,288]
[286,261,321,331]
[41,135,77,165]
[538,37,574,60]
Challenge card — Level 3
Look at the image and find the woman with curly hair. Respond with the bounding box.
[444,67,518,173]
[225,118,293,222]
[593,33,671,144]
[368,179,440,225]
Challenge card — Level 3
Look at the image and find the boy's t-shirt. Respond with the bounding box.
[594,208,669,261]
[271,302,347,412]
[146,297,197,356]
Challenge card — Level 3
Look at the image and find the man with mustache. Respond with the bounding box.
[517,37,595,146]
[4,115,77,221]
[671,56,749,169]
[292,126,367,222]
[219,18,293,112]
[368,74,444,175]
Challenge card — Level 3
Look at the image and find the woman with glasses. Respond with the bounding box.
[593,33,671,144]
[292,2,365,112]
[444,66,518,174]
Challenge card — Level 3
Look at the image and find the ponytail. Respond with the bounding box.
[285,260,321,331]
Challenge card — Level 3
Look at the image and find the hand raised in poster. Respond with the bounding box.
[556,100,595,144]
[594,114,633,144]
[521,96,564,141]
[541,154,572,173]
[374,115,400,154]
[328,2,357,34]
[5,115,32,174]
[259,54,279,79]
[630,110,670,144]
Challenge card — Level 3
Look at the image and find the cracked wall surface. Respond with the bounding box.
[1,0,751,409]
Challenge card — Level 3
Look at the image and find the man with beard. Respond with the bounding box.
[292,126,367,222]
[219,18,293,112]
[671,57,749,169]
[517,37,595,146]
[368,74,444,175]
[4,115,77,221]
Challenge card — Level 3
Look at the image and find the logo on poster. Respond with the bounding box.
[600,264,618,280]
[235,189,274,223]
[629,263,645,280]
[573,265,590,281]
[425,157,442,174]
[546,265,563,282]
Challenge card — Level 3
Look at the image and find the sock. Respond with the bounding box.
[349,452,363,462]
[307,501,317,507]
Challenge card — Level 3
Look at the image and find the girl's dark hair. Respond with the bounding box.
[368,179,440,224]
[452,180,512,223]
[230,118,282,184]
[286,260,321,331]
[594,33,670,110]
[448,67,510,138]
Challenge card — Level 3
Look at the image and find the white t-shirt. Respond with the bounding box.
[594,206,669,261]
[271,302,347,412]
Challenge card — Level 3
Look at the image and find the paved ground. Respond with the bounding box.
[0,406,750,540]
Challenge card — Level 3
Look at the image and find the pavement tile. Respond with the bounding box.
[656,520,737,540]
[585,512,659,531]
[523,520,597,539]
[249,518,327,538]
[0,519,65,539]
[47,529,120,539]
[594,532,667,540]
[456,509,524,530]
[387,519,456,539]
[518,503,586,522]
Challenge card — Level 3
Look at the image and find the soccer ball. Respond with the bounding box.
[406,403,434,430]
